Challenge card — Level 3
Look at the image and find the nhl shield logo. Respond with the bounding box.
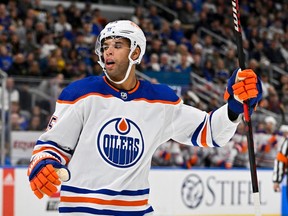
[97,118,144,168]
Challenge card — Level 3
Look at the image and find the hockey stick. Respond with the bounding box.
[231,1,261,215]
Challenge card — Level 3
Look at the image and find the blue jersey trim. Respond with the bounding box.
[61,185,150,196]
[58,76,180,104]
[191,116,206,147]
[209,111,220,147]
[59,206,154,215]
[36,140,74,154]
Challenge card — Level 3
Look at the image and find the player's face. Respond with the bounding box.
[102,37,131,81]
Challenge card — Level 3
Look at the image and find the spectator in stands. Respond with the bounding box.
[82,21,96,46]
[182,1,198,25]
[280,84,288,114]
[175,54,192,73]
[91,15,103,37]
[27,60,41,77]
[28,115,44,131]
[260,72,273,99]
[9,32,22,55]
[54,13,72,38]
[206,93,220,112]
[0,76,20,111]
[52,3,66,18]
[182,85,202,108]
[10,112,22,130]
[146,53,160,72]
[74,32,92,67]
[21,29,39,56]
[30,104,48,129]
[17,0,33,20]
[36,73,64,113]
[224,47,237,73]
[8,53,28,76]
[177,44,194,67]
[131,6,144,26]
[201,35,215,64]
[266,88,285,115]
[0,44,13,72]
[42,56,61,78]
[65,3,82,30]
[166,40,179,70]
[276,74,288,97]
[186,33,200,54]
[191,53,203,77]
[92,8,107,28]
[0,3,11,31]
[215,58,229,83]
[81,2,93,24]
[146,38,163,59]
[264,40,286,69]
[10,101,30,130]
[50,48,66,74]
[202,58,215,82]
[159,53,173,72]
[194,8,210,32]
[159,20,171,43]
[147,5,162,31]
[32,0,48,23]
[39,32,57,60]
[170,19,185,45]
[249,41,266,62]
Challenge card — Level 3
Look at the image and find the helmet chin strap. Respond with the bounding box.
[102,51,137,85]
[104,61,134,85]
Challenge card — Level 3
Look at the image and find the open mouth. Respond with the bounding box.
[105,60,115,69]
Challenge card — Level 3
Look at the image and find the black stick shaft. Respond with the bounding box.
[232,0,259,194]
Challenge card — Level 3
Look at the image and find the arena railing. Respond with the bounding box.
[0,70,7,165]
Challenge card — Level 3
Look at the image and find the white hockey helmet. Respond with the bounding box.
[95,20,146,84]
[264,116,277,125]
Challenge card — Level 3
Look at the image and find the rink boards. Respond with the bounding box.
[0,167,285,216]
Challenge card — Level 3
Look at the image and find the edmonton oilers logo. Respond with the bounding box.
[181,174,204,209]
[97,118,144,168]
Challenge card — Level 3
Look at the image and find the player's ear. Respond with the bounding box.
[131,47,140,61]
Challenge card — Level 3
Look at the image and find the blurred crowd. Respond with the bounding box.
[153,115,288,169]
[0,0,287,168]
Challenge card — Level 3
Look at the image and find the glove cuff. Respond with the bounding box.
[27,153,60,176]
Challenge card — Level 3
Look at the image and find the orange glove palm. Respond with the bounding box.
[29,164,61,199]
[224,68,262,115]
[231,70,258,101]
[27,154,70,199]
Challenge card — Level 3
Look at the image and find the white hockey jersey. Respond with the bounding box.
[31,76,239,215]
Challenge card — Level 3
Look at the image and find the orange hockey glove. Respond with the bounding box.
[224,68,262,115]
[27,153,70,199]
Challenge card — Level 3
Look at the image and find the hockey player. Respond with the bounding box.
[228,121,249,168]
[255,116,282,168]
[27,20,262,215]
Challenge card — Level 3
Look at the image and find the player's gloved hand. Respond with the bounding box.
[224,68,262,115]
[27,153,70,199]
